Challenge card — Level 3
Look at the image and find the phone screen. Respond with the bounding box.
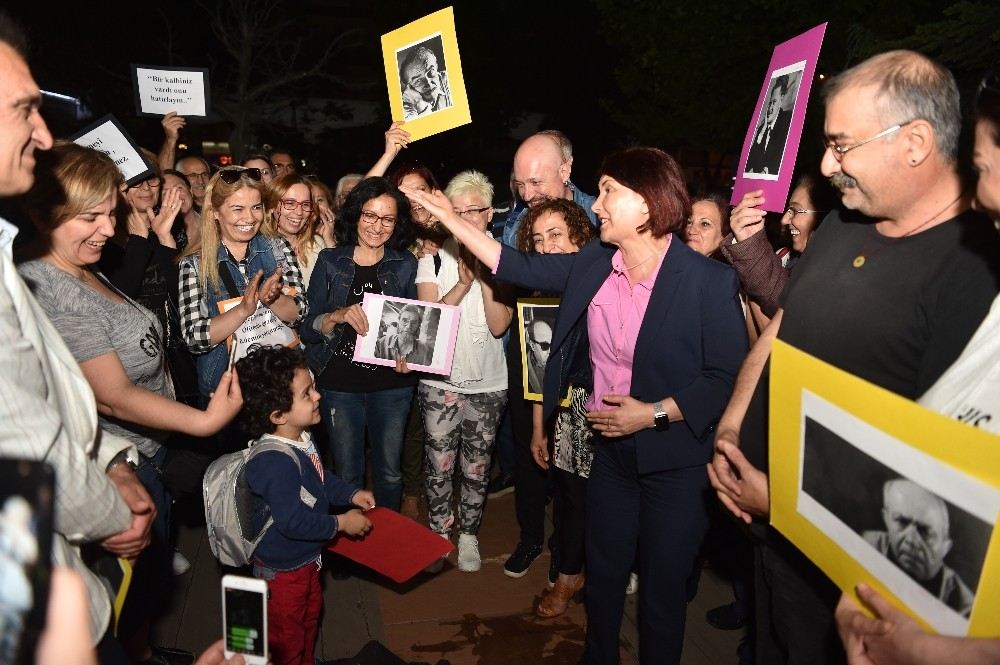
[0,459,54,665]
[224,587,266,657]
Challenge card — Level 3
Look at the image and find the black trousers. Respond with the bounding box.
[583,438,709,665]
[508,383,552,549]
[753,529,845,664]
[553,467,587,575]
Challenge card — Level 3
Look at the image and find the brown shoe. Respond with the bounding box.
[401,494,420,520]
[536,573,584,618]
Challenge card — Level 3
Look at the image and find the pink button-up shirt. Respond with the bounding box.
[586,237,670,412]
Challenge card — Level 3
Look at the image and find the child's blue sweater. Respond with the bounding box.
[245,435,359,570]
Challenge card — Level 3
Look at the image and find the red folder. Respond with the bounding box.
[327,507,454,583]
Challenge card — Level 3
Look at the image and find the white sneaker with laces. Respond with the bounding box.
[457,534,481,572]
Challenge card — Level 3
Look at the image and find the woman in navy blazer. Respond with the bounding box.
[403,147,748,664]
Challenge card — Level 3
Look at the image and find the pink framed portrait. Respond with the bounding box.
[732,23,827,212]
[352,293,461,375]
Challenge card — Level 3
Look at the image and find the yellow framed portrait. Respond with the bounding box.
[381,7,471,142]
[517,298,570,406]
[769,340,1000,637]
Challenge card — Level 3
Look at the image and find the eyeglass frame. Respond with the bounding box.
[824,120,915,161]
[359,209,397,227]
[784,206,826,219]
[454,206,491,219]
[278,198,314,212]
[127,177,163,190]
[217,167,262,184]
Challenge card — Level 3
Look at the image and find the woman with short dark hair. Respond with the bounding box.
[402,146,748,664]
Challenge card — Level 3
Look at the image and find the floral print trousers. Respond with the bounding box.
[418,385,507,536]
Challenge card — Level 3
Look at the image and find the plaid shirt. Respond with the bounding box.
[178,236,307,353]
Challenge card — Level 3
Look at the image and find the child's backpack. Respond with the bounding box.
[203,440,302,567]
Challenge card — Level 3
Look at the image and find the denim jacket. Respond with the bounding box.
[501,180,598,248]
[300,245,417,376]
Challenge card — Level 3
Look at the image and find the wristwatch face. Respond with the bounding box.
[654,412,669,431]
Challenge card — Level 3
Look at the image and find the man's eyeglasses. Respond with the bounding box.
[455,206,491,219]
[129,178,162,191]
[279,199,314,212]
[784,206,825,219]
[360,210,397,227]
[824,120,914,162]
[218,167,262,184]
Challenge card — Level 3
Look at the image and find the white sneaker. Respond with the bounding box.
[457,534,481,572]
[172,550,191,576]
[625,572,639,595]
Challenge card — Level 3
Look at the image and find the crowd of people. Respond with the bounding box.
[1,8,999,665]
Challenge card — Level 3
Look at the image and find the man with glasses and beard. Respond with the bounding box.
[708,50,1000,663]
[376,304,434,366]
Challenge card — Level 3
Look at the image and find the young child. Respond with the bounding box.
[236,345,375,665]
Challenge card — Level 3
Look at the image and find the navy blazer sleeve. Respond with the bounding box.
[671,266,747,437]
[494,243,577,294]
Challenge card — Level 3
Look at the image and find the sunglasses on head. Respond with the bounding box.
[218,167,262,184]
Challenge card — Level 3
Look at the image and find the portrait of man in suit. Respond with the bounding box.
[745,74,796,177]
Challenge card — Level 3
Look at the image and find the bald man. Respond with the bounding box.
[863,479,974,617]
[501,130,597,247]
[525,318,552,394]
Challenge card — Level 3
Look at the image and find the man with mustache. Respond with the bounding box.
[708,50,1000,663]
[862,479,973,617]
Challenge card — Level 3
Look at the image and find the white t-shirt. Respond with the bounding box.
[415,237,507,394]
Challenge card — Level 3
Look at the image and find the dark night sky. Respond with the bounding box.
[10,1,629,197]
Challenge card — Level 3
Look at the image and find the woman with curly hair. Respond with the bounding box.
[300,176,417,511]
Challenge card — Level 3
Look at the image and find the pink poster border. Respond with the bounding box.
[731,23,828,212]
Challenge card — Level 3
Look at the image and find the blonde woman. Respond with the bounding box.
[178,166,307,403]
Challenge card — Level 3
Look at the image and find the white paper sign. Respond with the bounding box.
[131,65,209,117]
[70,115,153,185]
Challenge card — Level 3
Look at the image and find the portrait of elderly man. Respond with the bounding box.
[398,42,452,120]
[375,303,435,366]
[524,317,553,395]
[745,73,796,176]
[863,478,974,617]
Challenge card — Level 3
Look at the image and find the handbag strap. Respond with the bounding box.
[218,260,241,300]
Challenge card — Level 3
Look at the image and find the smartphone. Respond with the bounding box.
[221,574,268,664]
[0,459,54,665]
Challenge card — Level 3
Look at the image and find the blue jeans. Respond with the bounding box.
[319,386,414,511]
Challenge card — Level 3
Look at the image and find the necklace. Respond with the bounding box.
[851,192,963,268]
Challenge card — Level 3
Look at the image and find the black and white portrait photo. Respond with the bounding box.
[800,415,993,630]
[396,34,453,121]
[744,66,803,179]
[373,300,439,367]
[518,301,558,398]
[354,293,460,375]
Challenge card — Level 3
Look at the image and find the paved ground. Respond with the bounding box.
[153,492,746,664]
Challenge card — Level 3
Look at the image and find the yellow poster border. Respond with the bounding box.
[769,339,1000,636]
[380,7,471,142]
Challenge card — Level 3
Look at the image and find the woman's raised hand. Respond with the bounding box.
[259,267,284,307]
[399,186,454,227]
[239,271,264,319]
[730,190,767,242]
[148,186,182,247]
[383,121,411,158]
